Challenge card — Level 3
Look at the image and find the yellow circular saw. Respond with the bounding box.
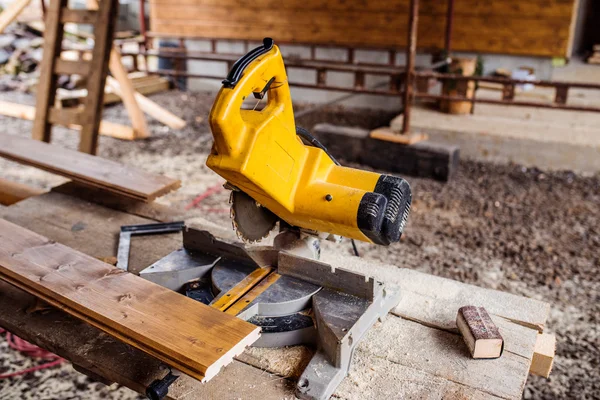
[207,38,411,246]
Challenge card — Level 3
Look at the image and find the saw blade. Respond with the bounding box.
[230,190,278,242]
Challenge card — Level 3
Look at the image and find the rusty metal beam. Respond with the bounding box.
[415,93,600,113]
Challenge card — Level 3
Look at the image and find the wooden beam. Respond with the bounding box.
[108,50,150,139]
[0,178,45,206]
[0,133,181,202]
[0,0,31,33]
[0,218,260,382]
[106,75,186,130]
[0,100,136,140]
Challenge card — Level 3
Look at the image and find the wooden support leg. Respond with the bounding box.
[32,0,68,143]
[79,0,119,155]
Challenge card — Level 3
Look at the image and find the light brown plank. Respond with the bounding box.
[0,133,181,202]
[0,218,260,382]
[0,178,45,206]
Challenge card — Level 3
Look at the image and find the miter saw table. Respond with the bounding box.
[139,226,399,400]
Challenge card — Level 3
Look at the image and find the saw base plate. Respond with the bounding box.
[140,228,399,400]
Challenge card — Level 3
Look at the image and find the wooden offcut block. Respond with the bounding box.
[529,333,556,378]
[457,305,504,359]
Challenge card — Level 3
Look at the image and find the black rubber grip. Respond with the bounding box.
[222,38,274,88]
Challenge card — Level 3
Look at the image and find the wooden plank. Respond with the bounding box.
[0,0,31,33]
[148,0,576,57]
[0,100,136,140]
[32,0,68,143]
[60,8,98,24]
[0,133,181,202]
[0,178,45,206]
[51,182,183,223]
[106,75,186,129]
[54,58,91,76]
[0,218,260,382]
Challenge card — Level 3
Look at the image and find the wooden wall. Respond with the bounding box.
[149,0,578,57]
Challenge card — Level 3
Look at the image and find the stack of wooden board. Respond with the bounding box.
[0,218,260,382]
[587,44,600,65]
[0,133,180,202]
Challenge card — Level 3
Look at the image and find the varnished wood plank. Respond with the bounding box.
[0,218,260,382]
[54,58,91,76]
[59,8,98,24]
[0,133,181,202]
[0,281,292,400]
[79,0,118,154]
[32,0,68,143]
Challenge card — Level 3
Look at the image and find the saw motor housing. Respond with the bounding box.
[207,38,411,245]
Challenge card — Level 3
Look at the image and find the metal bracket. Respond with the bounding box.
[116,221,185,271]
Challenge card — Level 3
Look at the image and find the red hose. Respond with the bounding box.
[184,182,226,211]
[0,327,65,379]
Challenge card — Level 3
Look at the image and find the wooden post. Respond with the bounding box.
[402,0,419,134]
[32,0,68,143]
[444,0,455,55]
[79,0,119,154]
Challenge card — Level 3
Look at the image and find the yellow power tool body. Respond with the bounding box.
[207,38,411,245]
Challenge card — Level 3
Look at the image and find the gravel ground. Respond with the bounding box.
[0,87,598,399]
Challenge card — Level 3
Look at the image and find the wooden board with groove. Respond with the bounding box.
[0,217,260,382]
[0,133,181,202]
[149,0,577,57]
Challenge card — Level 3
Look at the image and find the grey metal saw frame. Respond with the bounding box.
[140,228,400,400]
